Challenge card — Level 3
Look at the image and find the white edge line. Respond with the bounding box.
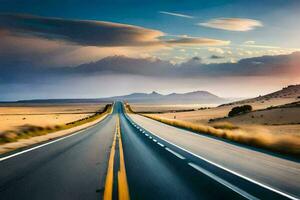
[0,105,117,162]
[188,162,258,200]
[0,124,93,162]
[165,147,185,159]
[126,113,299,200]
[157,142,165,147]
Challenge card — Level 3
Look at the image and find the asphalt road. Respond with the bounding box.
[129,112,300,200]
[0,108,117,200]
[0,102,299,200]
[119,103,247,200]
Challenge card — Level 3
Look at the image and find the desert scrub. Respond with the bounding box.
[0,104,112,144]
[124,103,135,113]
[211,122,239,130]
[142,114,300,156]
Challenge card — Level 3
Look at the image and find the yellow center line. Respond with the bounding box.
[103,121,117,200]
[117,116,130,200]
[103,115,130,200]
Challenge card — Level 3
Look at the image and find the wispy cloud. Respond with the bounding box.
[159,11,194,19]
[164,36,230,46]
[199,18,263,31]
[244,40,255,45]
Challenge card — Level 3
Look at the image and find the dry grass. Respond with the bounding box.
[141,114,300,156]
[0,104,112,144]
[211,122,239,130]
[124,103,134,114]
[131,103,213,113]
[0,103,107,132]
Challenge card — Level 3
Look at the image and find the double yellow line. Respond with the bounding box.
[104,116,130,200]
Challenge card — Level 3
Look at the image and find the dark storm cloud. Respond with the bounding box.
[0,13,163,47]
[1,52,299,84]
[69,52,300,77]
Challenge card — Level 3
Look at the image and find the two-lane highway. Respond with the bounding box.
[1,102,299,200]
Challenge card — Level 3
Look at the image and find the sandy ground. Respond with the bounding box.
[133,98,298,124]
[0,103,106,132]
[223,97,297,110]
[219,107,300,125]
[132,97,300,136]
[0,111,110,154]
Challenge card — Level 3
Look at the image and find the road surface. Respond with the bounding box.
[128,111,300,199]
[0,109,117,199]
[0,102,299,200]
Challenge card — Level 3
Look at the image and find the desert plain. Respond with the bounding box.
[0,103,106,133]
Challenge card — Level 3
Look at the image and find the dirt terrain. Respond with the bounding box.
[0,103,106,133]
[132,85,300,136]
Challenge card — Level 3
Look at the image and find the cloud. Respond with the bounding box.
[244,40,255,45]
[0,13,231,69]
[2,50,299,83]
[208,47,225,54]
[164,36,230,46]
[0,13,164,47]
[199,18,263,31]
[1,52,299,100]
[159,11,194,19]
[242,44,280,49]
[8,51,298,78]
[72,52,300,77]
[1,14,233,49]
[210,55,225,59]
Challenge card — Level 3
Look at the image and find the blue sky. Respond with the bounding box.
[1,1,300,59]
[0,0,300,100]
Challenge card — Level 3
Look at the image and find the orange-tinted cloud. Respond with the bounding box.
[0,14,231,48]
[0,13,163,47]
[199,18,262,31]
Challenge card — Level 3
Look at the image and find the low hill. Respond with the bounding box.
[220,84,300,110]
[215,100,300,126]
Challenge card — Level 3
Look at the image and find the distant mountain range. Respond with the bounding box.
[2,91,228,104]
[104,91,226,103]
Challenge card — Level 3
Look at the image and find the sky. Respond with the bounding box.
[0,0,300,100]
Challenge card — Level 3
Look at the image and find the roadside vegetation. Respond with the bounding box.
[0,104,112,144]
[124,102,134,113]
[228,105,252,117]
[126,104,300,156]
